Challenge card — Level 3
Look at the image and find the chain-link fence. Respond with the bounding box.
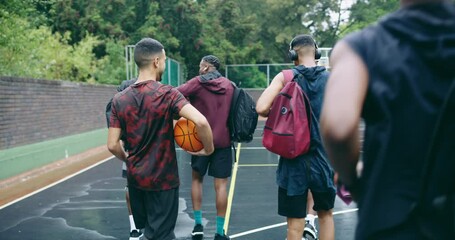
[225,47,331,88]
[125,45,183,86]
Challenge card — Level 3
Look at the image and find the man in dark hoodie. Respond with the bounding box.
[321,0,455,239]
[177,55,234,240]
[256,34,335,240]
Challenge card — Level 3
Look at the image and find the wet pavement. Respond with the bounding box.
[0,122,358,240]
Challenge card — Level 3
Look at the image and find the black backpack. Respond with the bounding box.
[228,83,258,143]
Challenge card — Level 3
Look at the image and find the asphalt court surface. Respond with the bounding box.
[0,121,358,239]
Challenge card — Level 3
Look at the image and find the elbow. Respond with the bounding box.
[107,142,116,154]
[255,105,269,117]
[193,116,210,129]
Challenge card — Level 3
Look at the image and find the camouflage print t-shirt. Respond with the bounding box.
[110,80,188,191]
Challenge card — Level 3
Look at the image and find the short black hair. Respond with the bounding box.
[290,34,317,49]
[134,38,164,69]
[202,55,221,70]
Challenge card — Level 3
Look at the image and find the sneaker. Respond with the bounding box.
[303,220,318,240]
[192,224,204,240]
[214,233,230,240]
[129,229,143,240]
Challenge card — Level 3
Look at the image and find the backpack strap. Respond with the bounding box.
[229,81,239,162]
[282,69,294,84]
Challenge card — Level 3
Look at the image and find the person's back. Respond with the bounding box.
[108,38,214,240]
[257,34,335,240]
[321,1,455,239]
[178,71,234,148]
[292,65,329,158]
[112,81,184,190]
[177,55,234,240]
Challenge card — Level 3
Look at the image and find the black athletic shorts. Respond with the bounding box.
[191,147,233,178]
[278,187,335,218]
[128,186,178,240]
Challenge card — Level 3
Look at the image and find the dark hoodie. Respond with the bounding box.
[177,71,234,148]
[344,2,455,239]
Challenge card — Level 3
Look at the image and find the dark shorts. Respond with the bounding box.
[128,186,179,240]
[278,187,335,218]
[191,147,233,178]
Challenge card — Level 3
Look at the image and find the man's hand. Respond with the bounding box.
[187,148,215,156]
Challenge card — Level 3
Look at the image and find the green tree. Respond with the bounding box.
[340,0,399,37]
[95,39,128,85]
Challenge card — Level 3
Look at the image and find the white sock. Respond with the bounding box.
[306,214,316,226]
[129,215,137,231]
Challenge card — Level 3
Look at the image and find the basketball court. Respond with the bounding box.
[0,121,358,240]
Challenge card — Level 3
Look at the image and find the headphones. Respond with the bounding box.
[288,36,321,61]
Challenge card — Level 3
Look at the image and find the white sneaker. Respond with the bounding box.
[129,229,143,240]
[303,220,318,240]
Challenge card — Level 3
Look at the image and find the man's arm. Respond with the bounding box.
[176,78,197,97]
[178,104,214,156]
[256,73,285,117]
[107,127,127,161]
[320,41,368,187]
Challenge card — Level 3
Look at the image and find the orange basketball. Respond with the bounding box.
[174,118,204,152]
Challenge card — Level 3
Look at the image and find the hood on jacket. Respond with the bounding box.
[294,65,327,81]
[382,2,455,76]
[198,70,229,94]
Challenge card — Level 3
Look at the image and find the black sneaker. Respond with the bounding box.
[129,229,143,240]
[214,233,230,240]
[192,224,204,240]
[303,220,318,240]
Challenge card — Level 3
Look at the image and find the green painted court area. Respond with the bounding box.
[0,129,107,180]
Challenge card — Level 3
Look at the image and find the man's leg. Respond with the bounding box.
[144,188,179,240]
[311,190,336,240]
[125,187,143,239]
[278,187,308,240]
[214,177,228,235]
[304,191,318,239]
[123,161,143,239]
[191,154,210,239]
[208,147,233,238]
[307,190,317,217]
[192,170,204,224]
[128,186,147,235]
[287,217,305,240]
[317,209,334,240]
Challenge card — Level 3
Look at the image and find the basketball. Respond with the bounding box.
[174,118,204,152]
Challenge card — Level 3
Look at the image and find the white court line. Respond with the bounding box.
[230,208,358,239]
[0,156,115,210]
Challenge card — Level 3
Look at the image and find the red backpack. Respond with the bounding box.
[262,69,311,159]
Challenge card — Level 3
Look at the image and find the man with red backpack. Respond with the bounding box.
[256,34,336,240]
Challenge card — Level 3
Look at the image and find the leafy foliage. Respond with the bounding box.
[0,0,402,87]
[340,0,400,37]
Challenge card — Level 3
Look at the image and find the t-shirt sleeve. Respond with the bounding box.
[109,98,121,128]
[105,98,113,128]
[176,78,199,97]
[170,88,189,115]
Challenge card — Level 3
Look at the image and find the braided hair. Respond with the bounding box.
[202,55,221,70]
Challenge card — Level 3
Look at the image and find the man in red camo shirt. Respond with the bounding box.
[108,38,214,240]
